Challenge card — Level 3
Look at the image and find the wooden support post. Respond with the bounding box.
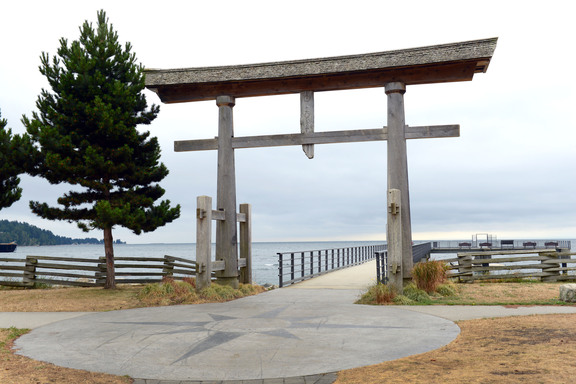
[23,256,37,287]
[196,195,213,290]
[239,203,252,284]
[163,256,175,278]
[385,82,413,283]
[300,91,314,159]
[387,189,403,294]
[540,251,560,282]
[215,96,239,288]
[457,253,473,282]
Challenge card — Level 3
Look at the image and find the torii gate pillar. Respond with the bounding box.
[385,82,413,282]
[215,95,239,288]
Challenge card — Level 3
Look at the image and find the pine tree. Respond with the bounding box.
[0,110,28,211]
[22,10,180,289]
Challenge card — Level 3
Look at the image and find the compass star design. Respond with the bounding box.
[110,305,408,365]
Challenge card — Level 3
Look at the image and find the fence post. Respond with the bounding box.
[196,196,213,290]
[239,203,252,284]
[457,253,473,282]
[96,256,107,286]
[163,256,175,279]
[387,189,403,294]
[23,256,37,287]
[540,251,560,282]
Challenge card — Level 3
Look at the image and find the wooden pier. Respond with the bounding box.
[429,239,571,254]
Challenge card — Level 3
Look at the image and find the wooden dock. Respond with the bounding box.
[429,240,571,254]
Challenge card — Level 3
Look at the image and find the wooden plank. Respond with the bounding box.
[0,272,25,278]
[470,255,546,263]
[470,263,547,271]
[300,91,315,159]
[458,249,552,257]
[33,278,99,287]
[114,257,166,262]
[174,125,459,152]
[169,268,196,275]
[25,255,100,263]
[166,261,196,269]
[212,260,225,271]
[113,272,165,276]
[0,265,26,271]
[113,264,165,269]
[164,255,196,264]
[35,263,100,272]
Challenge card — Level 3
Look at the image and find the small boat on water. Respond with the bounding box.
[0,242,17,252]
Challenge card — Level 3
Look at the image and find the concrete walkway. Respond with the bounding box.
[7,259,576,384]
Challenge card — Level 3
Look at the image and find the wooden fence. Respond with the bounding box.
[0,254,248,288]
[445,249,576,282]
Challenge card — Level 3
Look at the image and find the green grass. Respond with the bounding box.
[0,327,30,352]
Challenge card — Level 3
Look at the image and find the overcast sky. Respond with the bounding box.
[1,1,574,244]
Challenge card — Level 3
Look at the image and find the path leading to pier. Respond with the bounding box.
[9,261,576,384]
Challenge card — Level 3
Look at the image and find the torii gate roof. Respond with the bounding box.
[145,37,497,103]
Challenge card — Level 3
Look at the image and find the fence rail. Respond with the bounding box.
[277,244,386,287]
[443,249,576,282]
[0,255,207,288]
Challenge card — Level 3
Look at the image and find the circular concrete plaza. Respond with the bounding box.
[15,289,459,382]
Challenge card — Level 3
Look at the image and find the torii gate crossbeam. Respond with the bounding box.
[145,38,497,290]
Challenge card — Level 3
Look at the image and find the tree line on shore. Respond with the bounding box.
[0,220,125,246]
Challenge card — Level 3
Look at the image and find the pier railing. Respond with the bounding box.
[431,239,571,251]
[277,244,386,287]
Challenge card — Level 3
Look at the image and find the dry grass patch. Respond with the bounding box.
[0,328,132,384]
[0,286,143,312]
[336,313,576,384]
[454,281,567,305]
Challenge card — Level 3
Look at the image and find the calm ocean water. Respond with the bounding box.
[11,239,574,285]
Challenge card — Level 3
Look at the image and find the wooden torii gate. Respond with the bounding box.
[145,38,497,290]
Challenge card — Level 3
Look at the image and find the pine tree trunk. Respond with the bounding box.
[103,227,116,289]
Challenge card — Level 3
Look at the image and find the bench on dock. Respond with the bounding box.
[545,241,559,248]
[523,241,537,248]
[479,242,492,248]
[458,242,472,248]
[501,240,514,248]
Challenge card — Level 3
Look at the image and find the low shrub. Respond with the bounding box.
[137,279,264,306]
[137,278,197,306]
[403,283,431,303]
[412,260,449,293]
[356,283,397,305]
[436,282,458,297]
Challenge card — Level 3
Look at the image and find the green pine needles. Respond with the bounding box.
[22,10,180,288]
[0,110,29,210]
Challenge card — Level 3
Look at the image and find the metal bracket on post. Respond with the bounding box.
[388,202,400,215]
